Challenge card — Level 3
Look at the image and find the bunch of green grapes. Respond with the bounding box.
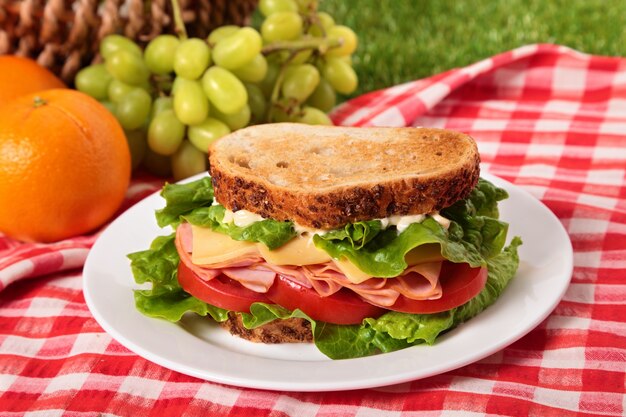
[257,0,358,124]
[74,0,357,180]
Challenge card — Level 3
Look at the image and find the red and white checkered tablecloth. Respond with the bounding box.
[1,44,625,416]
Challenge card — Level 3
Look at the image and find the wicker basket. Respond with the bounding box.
[0,0,258,84]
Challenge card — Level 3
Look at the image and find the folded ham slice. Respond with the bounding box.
[175,223,443,307]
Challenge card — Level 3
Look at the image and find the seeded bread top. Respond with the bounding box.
[208,123,480,229]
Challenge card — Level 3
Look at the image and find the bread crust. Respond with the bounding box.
[219,312,313,343]
[209,124,480,229]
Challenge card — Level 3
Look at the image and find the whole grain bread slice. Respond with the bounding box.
[219,312,312,343]
[208,123,480,229]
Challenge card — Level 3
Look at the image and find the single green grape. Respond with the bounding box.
[75,64,112,100]
[108,79,135,103]
[259,0,297,16]
[211,104,251,131]
[281,64,320,102]
[308,12,335,37]
[322,57,357,95]
[100,35,142,60]
[207,25,240,46]
[173,78,210,125]
[261,11,303,42]
[173,38,211,80]
[143,148,172,177]
[326,25,358,57]
[145,35,180,75]
[297,106,332,125]
[151,96,174,118]
[188,117,231,152]
[105,50,150,86]
[259,63,280,99]
[116,88,152,130]
[148,109,186,155]
[171,140,207,181]
[124,129,148,170]
[306,77,336,112]
[108,78,151,102]
[201,67,247,115]
[231,54,268,83]
[245,83,267,124]
[212,27,262,70]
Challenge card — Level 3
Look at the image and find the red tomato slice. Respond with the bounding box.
[389,263,488,314]
[178,261,270,312]
[265,274,386,325]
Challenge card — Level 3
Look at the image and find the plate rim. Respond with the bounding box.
[83,171,573,392]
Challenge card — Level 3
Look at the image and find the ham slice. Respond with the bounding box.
[222,267,276,293]
[302,262,442,306]
[175,224,443,306]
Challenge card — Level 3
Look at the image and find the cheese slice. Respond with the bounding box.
[333,258,372,284]
[257,235,331,266]
[191,226,257,264]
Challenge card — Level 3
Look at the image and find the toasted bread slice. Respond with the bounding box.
[219,312,312,343]
[209,123,480,229]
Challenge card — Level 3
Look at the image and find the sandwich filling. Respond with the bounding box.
[176,222,444,307]
[129,176,522,359]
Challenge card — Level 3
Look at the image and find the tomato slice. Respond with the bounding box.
[388,263,488,314]
[177,261,270,312]
[265,274,386,325]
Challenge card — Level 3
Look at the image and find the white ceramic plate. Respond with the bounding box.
[83,172,573,392]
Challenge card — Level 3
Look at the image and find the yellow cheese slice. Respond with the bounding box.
[191,225,257,265]
[333,258,372,284]
[257,234,331,266]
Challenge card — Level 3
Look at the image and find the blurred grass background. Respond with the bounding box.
[317,0,626,97]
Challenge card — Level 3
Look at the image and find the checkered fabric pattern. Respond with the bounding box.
[1,44,625,416]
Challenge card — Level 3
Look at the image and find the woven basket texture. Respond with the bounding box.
[0,0,258,83]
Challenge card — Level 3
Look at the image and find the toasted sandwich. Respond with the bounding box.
[129,123,521,359]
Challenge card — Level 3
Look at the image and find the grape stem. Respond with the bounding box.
[170,0,188,40]
[263,38,342,122]
[261,38,341,56]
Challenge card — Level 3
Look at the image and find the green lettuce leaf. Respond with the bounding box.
[155,177,214,228]
[241,303,313,328]
[183,205,296,250]
[128,233,228,323]
[442,178,510,258]
[320,220,384,249]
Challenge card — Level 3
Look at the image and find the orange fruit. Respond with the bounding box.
[0,89,131,242]
[0,56,66,106]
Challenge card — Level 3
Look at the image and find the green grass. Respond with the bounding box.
[319,0,626,96]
